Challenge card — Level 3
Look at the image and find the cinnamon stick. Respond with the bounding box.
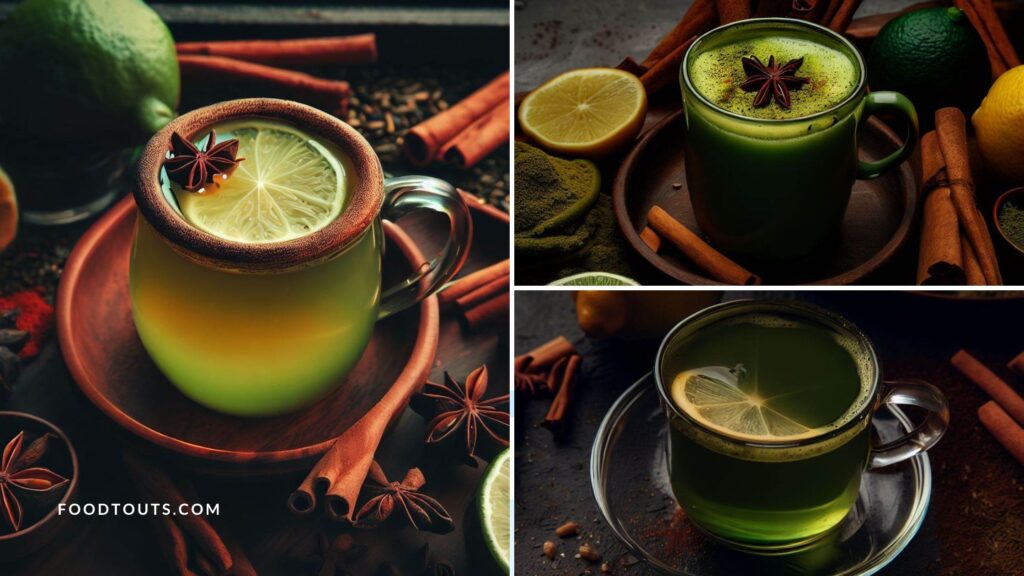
[954,0,1020,78]
[543,354,583,433]
[916,131,964,285]
[646,205,761,285]
[642,0,717,68]
[455,274,510,312]
[716,0,751,23]
[951,350,1024,426]
[440,98,511,168]
[934,108,1002,285]
[961,234,986,285]
[1010,352,1024,376]
[289,296,438,521]
[177,55,350,115]
[463,292,510,332]
[177,34,378,67]
[438,260,510,307]
[518,336,577,373]
[404,72,510,166]
[616,56,649,77]
[123,452,233,576]
[640,226,662,252]
[545,356,570,395]
[978,401,1024,465]
[827,0,865,32]
[641,37,697,95]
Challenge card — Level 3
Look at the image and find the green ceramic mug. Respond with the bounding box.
[680,18,919,266]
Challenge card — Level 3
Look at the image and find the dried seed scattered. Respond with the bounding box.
[556,521,580,538]
[579,543,602,563]
[543,540,557,560]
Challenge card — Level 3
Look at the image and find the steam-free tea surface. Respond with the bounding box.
[612,110,917,285]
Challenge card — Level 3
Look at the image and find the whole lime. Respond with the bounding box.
[0,0,179,143]
[867,7,989,122]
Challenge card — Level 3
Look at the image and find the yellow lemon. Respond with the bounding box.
[518,68,647,157]
[972,65,1024,185]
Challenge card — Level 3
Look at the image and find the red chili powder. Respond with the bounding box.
[0,289,53,359]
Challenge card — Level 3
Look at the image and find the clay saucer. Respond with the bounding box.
[613,110,917,285]
[57,197,439,476]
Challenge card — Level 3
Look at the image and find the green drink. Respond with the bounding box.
[655,301,949,552]
[130,99,472,416]
[680,19,918,266]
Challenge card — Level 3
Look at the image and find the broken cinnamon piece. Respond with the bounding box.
[716,0,751,23]
[951,350,1024,426]
[518,336,577,373]
[543,354,583,434]
[514,356,548,395]
[437,260,510,307]
[646,206,761,285]
[978,401,1024,465]
[916,131,965,285]
[934,108,1002,285]
[640,226,662,252]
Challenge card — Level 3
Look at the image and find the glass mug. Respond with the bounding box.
[654,300,948,552]
[130,99,471,416]
[680,19,919,266]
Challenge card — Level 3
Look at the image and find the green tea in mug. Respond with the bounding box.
[660,309,876,549]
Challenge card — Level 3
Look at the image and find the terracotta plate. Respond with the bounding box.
[57,197,439,476]
[613,110,917,285]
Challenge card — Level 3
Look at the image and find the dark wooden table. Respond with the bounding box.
[0,8,510,574]
[514,291,1024,576]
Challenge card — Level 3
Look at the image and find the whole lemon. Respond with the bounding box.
[0,0,179,144]
[973,65,1024,185]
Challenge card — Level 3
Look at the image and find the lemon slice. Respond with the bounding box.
[672,366,822,442]
[0,167,16,254]
[174,125,344,243]
[518,67,647,157]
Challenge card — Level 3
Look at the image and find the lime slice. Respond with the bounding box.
[174,125,344,243]
[518,67,647,157]
[672,366,822,442]
[549,272,639,286]
[478,449,510,574]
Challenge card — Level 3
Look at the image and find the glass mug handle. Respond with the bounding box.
[376,175,472,319]
[857,91,919,180]
[868,378,950,469]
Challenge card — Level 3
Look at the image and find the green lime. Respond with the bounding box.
[0,0,179,143]
[174,124,345,243]
[477,449,510,575]
[867,7,989,122]
[549,272,640,286]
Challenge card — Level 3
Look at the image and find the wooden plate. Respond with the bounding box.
[613,110,918,285]
[57,197,439,476]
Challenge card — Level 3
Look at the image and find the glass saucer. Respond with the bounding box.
[591,373,932,576]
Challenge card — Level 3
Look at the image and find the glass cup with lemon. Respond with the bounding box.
[131,99,471,416]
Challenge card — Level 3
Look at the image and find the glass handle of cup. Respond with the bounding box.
[868,378,950,469]
[856,91,919,180]
[377,175,473,319]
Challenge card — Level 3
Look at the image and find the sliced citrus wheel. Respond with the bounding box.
[173,124,345,243]
[672,366,822,442]
[0,167,17,253]
[478,448,510,574]
[549,272,639,286]
[518,68,647,157]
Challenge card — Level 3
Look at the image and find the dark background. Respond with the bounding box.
[514,291,1024,576]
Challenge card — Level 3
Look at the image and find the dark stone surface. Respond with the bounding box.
[514,291,1024,576]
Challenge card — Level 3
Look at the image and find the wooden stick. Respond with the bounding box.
[934,108,1002,285]
[951,350,1024,426]
[978,401,1024,465]
[646,206,761,285]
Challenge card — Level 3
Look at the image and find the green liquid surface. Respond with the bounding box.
[689,34,859,120]
[663,311,874,547]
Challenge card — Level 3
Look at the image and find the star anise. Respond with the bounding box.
[421,366,509,461]
[353,461,454,534]
[292,531,367,576]
[164,130,243,193]
[0,431,69,533]
[740,55,809,109]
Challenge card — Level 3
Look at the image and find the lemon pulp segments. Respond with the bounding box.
[480,449,511,571]
[173,123,345,243]
[518,68,646,156]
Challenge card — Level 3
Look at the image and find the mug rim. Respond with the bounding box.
[134,98,385,273]
[680,17,868,125]
[653,299,881,449]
